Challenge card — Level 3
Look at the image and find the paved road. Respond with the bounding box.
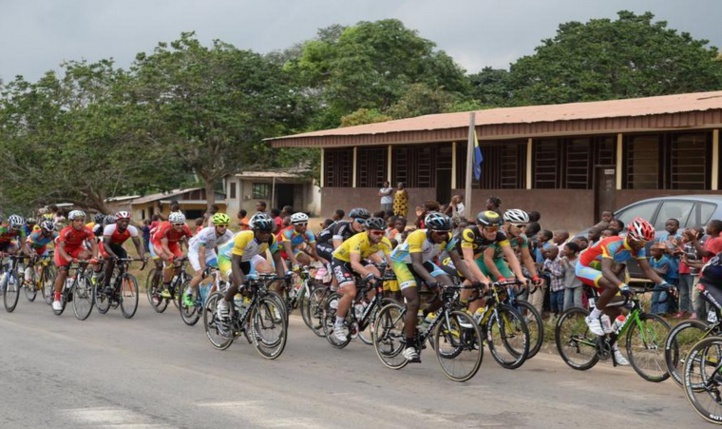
[0,297,703,428]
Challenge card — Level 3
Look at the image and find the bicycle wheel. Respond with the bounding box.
[626,312,671,382]
[555,306,599,371]
[434,310,483,382]
[120,275,139,319]
[24,269,37,302]
[322,292,352,349]
[486,303,529,369]
[3,272,20,312]
[203,293,234,350]
[305,287,327,337]
[511,300,543,359]
[145,268,156,305]
[94,279,111,315]
[372,302,409,370]
[299,286,314,329]
[665,319,714,386]
[72,274,94,321]
[683,336,722,424]
[252,295,288,360]
[179,280,202,326]
[148,272,169,314]
[42,266,56,305]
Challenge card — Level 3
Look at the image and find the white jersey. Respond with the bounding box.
[188,226,233,252]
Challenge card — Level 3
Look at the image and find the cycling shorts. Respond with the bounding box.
[54,246,86,268]
[316,243,334,262]
[575,261,603,289]
[476,257,513,281]
[217,255,257,280]
[392,261,445,290]
[188,247,218,272]
[151,242,182,260]
[100,242,127,260]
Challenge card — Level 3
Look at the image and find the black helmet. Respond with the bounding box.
[364,217,386,231]
[94,213,105,224]
[250,213,274,232]
[348,208,371,220]
[425,212,451,231]
[476,210,503,227]
[40,220,55,233]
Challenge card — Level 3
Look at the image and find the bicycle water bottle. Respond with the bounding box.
[472,307,486,324]
[600,314,612,334]
[611,315,626,334]
[65,276,74,290]
[354,303,365,318]
[708,310,718,324]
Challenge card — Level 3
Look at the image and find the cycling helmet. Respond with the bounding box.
[627,217,655,242]
[40,220,55,232]
[476,210,503,227]
[168,212,186,224]
[250,213,274,231]
[365,217,387,231]
[115,211,131,221]
[348,208,371,220]
[94,213,106,224]
[104,215,116,225]
[291,212,309,225]
[68,210,86,220]
[26,217,37,225]
[7,215,24,228]
[211,213,230,226]
[425,212,451,231]
[503,209,529,224]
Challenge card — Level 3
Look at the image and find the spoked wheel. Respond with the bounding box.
[120,275,139,319]
[555,306,599,371]
[42,266,56,305]
[357,298,396,346]
[23,269,37,302]
[510,299,543,359]
[72,274,95,321]
[3,272,20,312]
[665,319,713,386]
[203,293,233,350]
[252,295,288,360]
[304,286,328,337]
[485,303,529,369]
[145,268,157,305]
[435,310,484,382]
[683,336,722,425]
[626,313,671,382]
[94,278,111,315]
[372,302,409,370]
[179,280,202,326]
[148,272,169,314]
[322,292,352,349]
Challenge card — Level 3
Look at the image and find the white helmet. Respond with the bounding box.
[7,215,24,228]
[503,209,530,224]
[68,210,86,220]
[168,212,186,224]
[290,212,309,225]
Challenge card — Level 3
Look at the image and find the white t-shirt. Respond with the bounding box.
[455,202,465,217]
[380,187,393,204]
[188,226,233,252]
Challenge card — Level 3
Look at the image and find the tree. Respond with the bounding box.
[468,67,513,107]
[132,33,311,208]
[507,11,722,105]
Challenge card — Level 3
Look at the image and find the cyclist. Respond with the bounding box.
[182,213,234,308]
[330,217,394,342]
[24,219,59,285]
[576,217,673,342]
[52,210,98,311]
[315,208,370,264]
[98,211,146,294]
[391,212,479,362]
[278,212,318,271]
[150,212,194,299]
[0,215,31,257]
[216,213,286,337]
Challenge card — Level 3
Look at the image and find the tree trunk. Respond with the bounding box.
[203,177,215,211]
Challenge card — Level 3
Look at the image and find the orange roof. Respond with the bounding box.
[268,90,722,143]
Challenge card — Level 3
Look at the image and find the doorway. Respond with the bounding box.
[594,166,616,223]
[276,184,296,211]
[436,170,452,205]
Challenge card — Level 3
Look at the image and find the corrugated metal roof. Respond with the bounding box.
[130,188,203,205]
[267,90,722,143]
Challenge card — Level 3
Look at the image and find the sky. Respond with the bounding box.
[1,0,721,83]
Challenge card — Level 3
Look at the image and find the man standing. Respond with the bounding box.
[379,181,394,212]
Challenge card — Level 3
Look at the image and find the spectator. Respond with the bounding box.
[686,222,722,319]
[486,196,502,217]
[194,217,205,234]
[561,242,583,310]
[594,210,614,230]
[256,201,267,213]
[281,205,294,218]
[141,219,151,252]
[333,209,345,222]
[379,181,394,212]
[392,182,409,217]
[571,235,589,251]
[678,227,703,319]
[526,211,541,240]
[657,218,682,316]
[415,200,440,229]
[271,208,283,232]
[601,229,616,238]
[387,216,406,241]
[609,218,625,234]
[205,203,219,227]
[552,230,569,246]
[649,243,673,315]
[444,194,465,219]
[320,218,334,229]
[587,226,603,246]
[543,245,564,319]
[237,209,250,231]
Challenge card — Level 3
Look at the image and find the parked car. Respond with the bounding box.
[576,194,722,285]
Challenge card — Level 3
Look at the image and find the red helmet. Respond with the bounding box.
[627,217,655,242]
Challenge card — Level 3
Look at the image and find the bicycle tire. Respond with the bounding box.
[3,272,20,312]
[682,336,722,424]
[299,286,314,329]
[23,269,37,302]
[305,286,328,337]
[178,280,201,326]
[626,312,670,382]
[486,303,529,369]
[203,292,234,350]
[148,272,169,314]
[357,298,396,346]
[252,295,288,360]
[94,279,111,315]
[322,292,352,349]
[665,319,714,386]
[435,310,484,382]
[555,306,599,371]
[72,273,94,321]
[120,275,139,319]
[372,302,409,370]
[42,266,55,305]
[144,268,157,306]
[511,299,543,359]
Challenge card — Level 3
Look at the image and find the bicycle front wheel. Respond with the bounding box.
[179,280,201,326]
[511,300,543,359]
[626,312,671,382]
[683,336,722,425]
[486,304,529,369]
[94,280,111,315]
[42,266,56,305]
[3,273,20,312]
[435,310,483,382]
[120,275,139,319]
[372,302,408,370]
[24,270,37,302]
[304,286,327,337]
[203,293,234,350]
[322,292,352,349]
[72,274,95,320]
[665,319,713,386]
[555,306,599,371]
[252,295,288,360]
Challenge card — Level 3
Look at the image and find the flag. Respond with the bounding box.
[473,129,483,181]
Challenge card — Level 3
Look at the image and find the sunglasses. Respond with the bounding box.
[173,223,185,227]
[511,224,527,229]
[354,218,366,224]
[216,224,228,228]
[294,223,308,227]
[483,226,499,233]
[369,230,385,236]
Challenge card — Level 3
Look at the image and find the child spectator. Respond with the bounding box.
[572,235,589,251]
[657,218,682,316]
[649,243,673,314]
[387,216,406,241]
[333,209,345,222]
[609,219,625,235]
[587,226,603,246]
[542,245,564,318]
[676,227,699,318]
[237,209,250,231]
[601,229,616,238]
[686,223,722,319]
[194,217,204,234]
[271,208,283,232]
[526,211,541,241]
[552,230,569,246]
[320,218,334,229]
[561,242,583,310]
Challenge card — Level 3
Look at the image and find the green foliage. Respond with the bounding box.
[340,108,393,127]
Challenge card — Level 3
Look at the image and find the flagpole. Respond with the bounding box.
[465,112,475,214]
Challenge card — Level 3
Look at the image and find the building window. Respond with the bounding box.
[625,135,659,189]
[393,145,435,188]
[533,139,560,189]
[356,146,388,187]
[455,140,526,189]
[324,148,352,187]
[670,133,708,190]
[252,183,271,199]
[565,138,592,189]
[229,182,237,199]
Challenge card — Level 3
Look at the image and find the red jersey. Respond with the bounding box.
[151,221,193,246]
[58,225,95,248]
